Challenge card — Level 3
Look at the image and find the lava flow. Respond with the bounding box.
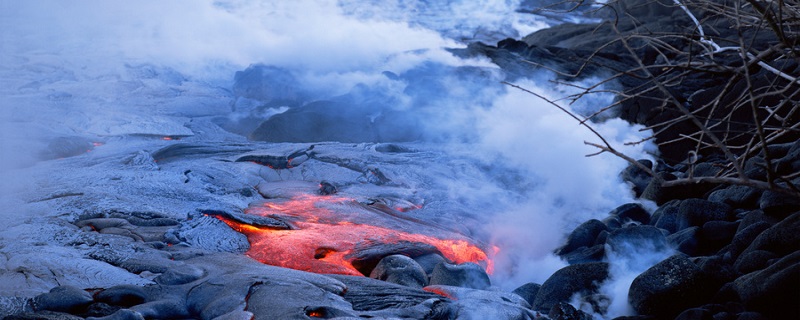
[216,194,495,276]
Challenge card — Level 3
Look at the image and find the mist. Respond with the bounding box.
[1,0,656,317]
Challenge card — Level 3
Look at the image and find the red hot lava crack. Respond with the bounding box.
[216,194,496,276]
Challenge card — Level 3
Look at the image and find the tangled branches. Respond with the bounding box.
[514,0,800,198]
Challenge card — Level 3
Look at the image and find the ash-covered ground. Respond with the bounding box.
[0,1,660,319]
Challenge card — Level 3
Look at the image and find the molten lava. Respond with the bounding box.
[217,194,495,276]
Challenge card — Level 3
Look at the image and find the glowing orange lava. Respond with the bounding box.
[216,194,495,276]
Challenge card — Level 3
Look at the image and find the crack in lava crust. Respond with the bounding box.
[216,194,496,276]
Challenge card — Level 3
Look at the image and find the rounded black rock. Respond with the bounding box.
[33,286,94,314]
[369,254,428,288]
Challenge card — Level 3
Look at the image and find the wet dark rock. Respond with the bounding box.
[758,190,800,218]
[95,285,147,308]
[739,211,800,258]
[668,226,700,256]
[561,244,605,264]
[606,225,669,257]
[511,283,541,307]
[610,203,651,225]
[727,222,771,261]
[620,160,654,197]
[32,286,93,314]
[369,254,428,288]
[549,302,592,320]
[734,250,778,275]
[412,253,446,276]
[629,254,718,318]
[708,186,762,209]
[701,221,739,254]
[694,256,737,285]
[533,262,609,312]
[676,199,733,231]
[651,199,681,233]
[640,172,678,205]
[652,198,732,233]
[557,219,608,256]
[601,216,622,230]
[733,250,800,319]
[428,262,491,290]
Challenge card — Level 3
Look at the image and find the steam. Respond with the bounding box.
[1,0,657,314]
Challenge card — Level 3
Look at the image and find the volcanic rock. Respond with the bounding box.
[733,250,800,318]
[620,160,654,198]
[548,302,592,320]
[32,286,93,314]
[668,226,700,256]
[94,285,147,308]
[423,285,537,319]
[428,262,491,290]
[708,185,763,209]
[511,282,541,307]
[758,189,800,218]
[412,253,446,275]
[738,211,800,260]
[629,254,717,318]
[561,244,605,265]
[329,275,440,312]
[533,262,609,312]
[370,254,428,289]
[606,225,669,257]
[557,219,608,256]
[610,202,651,225]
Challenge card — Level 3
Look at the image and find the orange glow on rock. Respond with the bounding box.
[216,194,494,276]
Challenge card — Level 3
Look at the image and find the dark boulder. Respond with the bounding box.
[629,254,718,318]
[733,250,800,319]
[668,226,700,256]
[557,219,608,256]
[32,286,94,314]
[412,253,446,276]
[738,211,800,259]
[428,262,490,290]
[620,160,654,198]
[700,220,739,254]
[95,285,147,308]
[734,250,779,274]
[758,189,800,218]
[675,199,733,231]
[548,302,592,320]
[533,262,609,312]
[369,255,428,288]
[561,244,605,265]
[511,283,541,307]
[708,185,762,209]
[609,203,651,225]
[727,222,771,261]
